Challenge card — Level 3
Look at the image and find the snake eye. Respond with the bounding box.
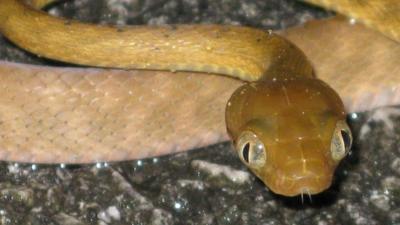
[236,131,266,168]
[330,121,353,162]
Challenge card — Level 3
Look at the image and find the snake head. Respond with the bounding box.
[226,78,352,196]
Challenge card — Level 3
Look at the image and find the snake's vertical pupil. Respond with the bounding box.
[340,129,352,150]
[236,131,266,168]
[242,142,250,163]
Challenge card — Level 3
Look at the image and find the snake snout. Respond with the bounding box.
[270,159,333,196]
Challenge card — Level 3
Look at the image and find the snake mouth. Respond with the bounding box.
[269,173,333,197]
[267,159,334,197]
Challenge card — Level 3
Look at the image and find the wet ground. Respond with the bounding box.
[0,0,399,225]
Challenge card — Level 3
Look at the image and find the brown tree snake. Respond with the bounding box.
[0,0,399,196]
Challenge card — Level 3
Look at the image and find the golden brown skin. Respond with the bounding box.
[305,0,400,42]
[0,0,314,81]
[226,79,351,196]
[3,15,399,168]
[0,0,374,196]
[284,18,400,113]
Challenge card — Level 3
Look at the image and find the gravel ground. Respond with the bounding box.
[0,0,399,225]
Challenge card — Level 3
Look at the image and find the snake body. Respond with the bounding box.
[0,0,398,196]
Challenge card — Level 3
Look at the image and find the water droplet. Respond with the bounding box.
[174,202,182,209]
[31,164,37,170]
[351,113,358,119]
